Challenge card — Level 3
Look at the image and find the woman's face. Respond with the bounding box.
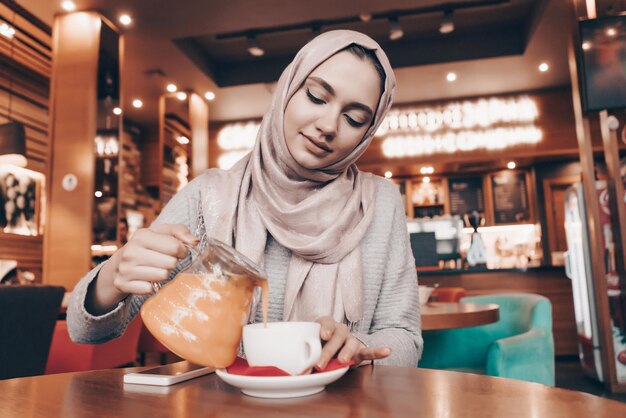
[284,50,382,170]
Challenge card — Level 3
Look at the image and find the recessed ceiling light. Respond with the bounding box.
[384,171,393,178]
[439,10,455,34]
[606,27,617,37]
[388,17,404,41]
[94,190,103,197]
[132,99,143,108]
[112,107,122,115]
[176,136,189,145]
[204,91,215,101]
[446,72,457,82]
[359,12,372,22]
[61,1,76,12]
[246,35,265,57]
[0,23,16,39]
[581,41,591,50]
[538,63,549,72]
[119,14,132,26]
[176,92,187,101]
[507,161,516,169]
[166,83,177,93]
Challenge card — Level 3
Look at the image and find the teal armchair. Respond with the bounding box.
[419,293,555,386]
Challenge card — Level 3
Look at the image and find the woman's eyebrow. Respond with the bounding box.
[309,76,335,95]
[309,76,373,116]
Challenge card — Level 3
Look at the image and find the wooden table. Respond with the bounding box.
[421,302,500,331]
[1,366,624,417]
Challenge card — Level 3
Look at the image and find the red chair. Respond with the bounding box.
[45,316,142,374]
[431,287,466,302]
[138,323,171,366]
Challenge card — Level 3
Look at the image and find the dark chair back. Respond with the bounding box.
[0,285,64,379]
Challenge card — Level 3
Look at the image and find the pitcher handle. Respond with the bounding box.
[150,240,200,294]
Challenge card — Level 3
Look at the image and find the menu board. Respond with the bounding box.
[491,172,530,223]
[448,177,485,216]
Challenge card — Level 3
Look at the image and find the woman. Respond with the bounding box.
[68,30,422,368]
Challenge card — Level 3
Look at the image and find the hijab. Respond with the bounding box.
[200,30,396,323]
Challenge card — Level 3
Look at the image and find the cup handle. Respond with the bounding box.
[302,337,322,372]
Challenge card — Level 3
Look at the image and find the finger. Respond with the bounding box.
[116,264,171,284]
[316,316,337,341]
[317,324,350,370]
[151,224,199,245]
[336,336,362,364]
[115,279,156,295]
[354,347,392,364]
[132,229,188,259]
[121,246,179,271]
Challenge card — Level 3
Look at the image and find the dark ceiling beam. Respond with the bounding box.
[214,25,526,87]
[173,37,218,82]
[214,0,510,40]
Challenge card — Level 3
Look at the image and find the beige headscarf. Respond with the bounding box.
[200,30,396,323]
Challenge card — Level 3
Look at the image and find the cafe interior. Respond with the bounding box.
[1,0,626,415]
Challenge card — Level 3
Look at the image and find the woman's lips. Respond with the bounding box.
[302,133,332,156]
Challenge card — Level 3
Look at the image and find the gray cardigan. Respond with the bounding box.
[67,173,423,367]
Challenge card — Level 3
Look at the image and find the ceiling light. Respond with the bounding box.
[176,136,189,145]
[119,14,132,26]
[246,35,265,57]
[388,17,404,41]
[538,63,549,72]
[61,1,76,12]
[507,161,516,169]
[0,22,16,39]
[166,83,177,92]
[606,27,617,37]
[423,176,431,183]
[384,171,393,178]
[112,107,122,115]
[420,166,434,174]
[94,191,103,198]
[581,41,591,50]
[439,10,455,34]
[132,99,143,108]
[176,92,187,101]
[359,12,372,22]
[446,72,457,82]
[204,91,215,101]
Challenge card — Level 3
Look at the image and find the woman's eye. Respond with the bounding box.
[306,88,325,105]
[345,115,366,128]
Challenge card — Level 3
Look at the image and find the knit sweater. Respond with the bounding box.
[67,173,423,367]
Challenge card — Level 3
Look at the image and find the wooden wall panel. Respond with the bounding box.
[0,1,51,283]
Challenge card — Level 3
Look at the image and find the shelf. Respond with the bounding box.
[413,203,444,208]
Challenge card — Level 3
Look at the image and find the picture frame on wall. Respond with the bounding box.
[0,165,45,236]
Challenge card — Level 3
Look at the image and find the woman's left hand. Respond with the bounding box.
[315,316,391,370]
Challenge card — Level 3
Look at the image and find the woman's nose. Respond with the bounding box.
[314,110,338,140]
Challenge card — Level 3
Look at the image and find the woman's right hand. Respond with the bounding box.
[87,224,198,314]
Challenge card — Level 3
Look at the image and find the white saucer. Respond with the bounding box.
[215,366,350,398]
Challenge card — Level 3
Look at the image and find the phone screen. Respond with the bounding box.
[137,361,207,376]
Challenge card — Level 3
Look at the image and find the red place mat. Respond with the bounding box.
[227,357,353,376]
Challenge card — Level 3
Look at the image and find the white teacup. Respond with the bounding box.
[418,285,434,305]
[242,321,322,376]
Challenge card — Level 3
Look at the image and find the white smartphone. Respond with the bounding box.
[123,361,215,386]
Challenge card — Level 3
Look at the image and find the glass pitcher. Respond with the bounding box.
[140,237,268,368]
